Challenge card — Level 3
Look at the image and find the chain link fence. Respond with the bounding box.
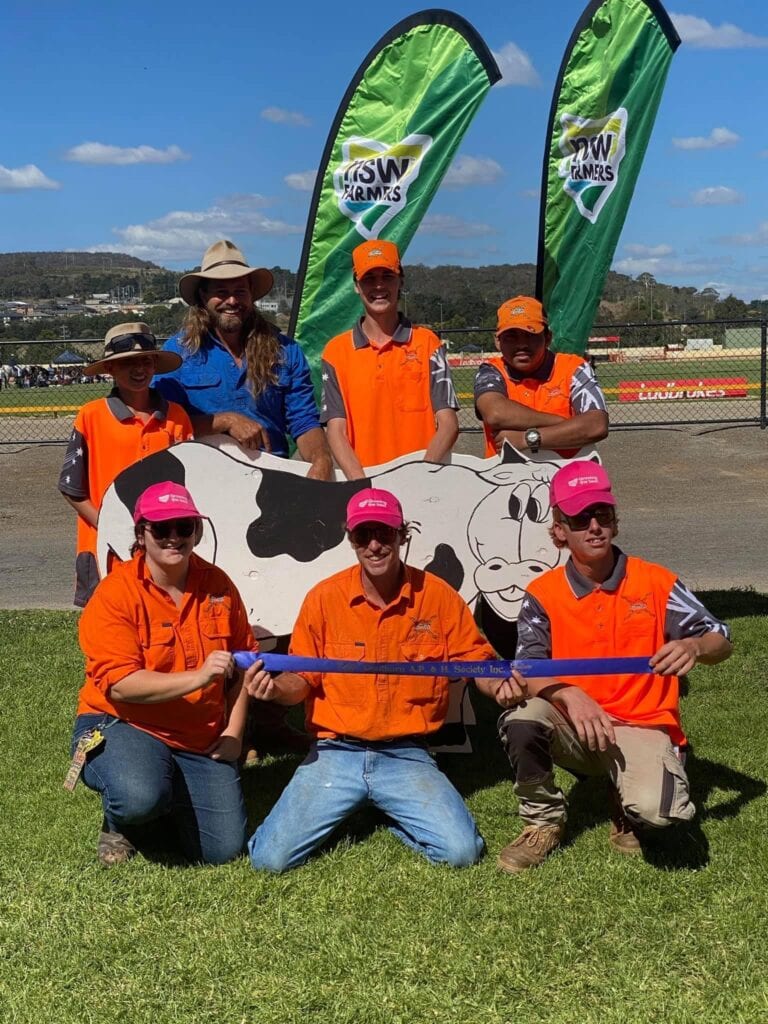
[447,318,767,432]
[1,320,766,444]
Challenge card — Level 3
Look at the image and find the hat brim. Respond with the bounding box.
[178,265,274,306]
[82,349,182,377]
[556,491,616,516]
[346,511,404,531]
[496,323,548,338]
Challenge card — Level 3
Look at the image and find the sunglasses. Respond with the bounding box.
[106,332,157,356]
[349,525,400,546]
[561,505,616,531]
[145,518,197,540]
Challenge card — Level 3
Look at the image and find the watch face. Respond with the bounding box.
[525,429,540,447]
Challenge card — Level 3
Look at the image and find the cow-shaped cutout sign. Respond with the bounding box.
[98,438,599,640]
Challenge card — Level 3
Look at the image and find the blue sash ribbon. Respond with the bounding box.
[233,652,654,678]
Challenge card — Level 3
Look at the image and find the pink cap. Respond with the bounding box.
[133,481,204,524]
[346,488,404,531]
[549,461,616,516]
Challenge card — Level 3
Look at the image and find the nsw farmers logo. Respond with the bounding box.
[334,134,432,240]
[557,108,627,223]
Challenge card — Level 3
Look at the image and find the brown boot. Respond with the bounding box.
[497,823,565,874]
[608,789,642,855]
[97,829,136,867]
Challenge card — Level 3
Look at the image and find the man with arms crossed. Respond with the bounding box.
[489,461,732,873]
[321,240,459,478]
[243,487,524,871]
[474,296,609,459]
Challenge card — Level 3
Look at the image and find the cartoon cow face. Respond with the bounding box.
[467,449,568,621]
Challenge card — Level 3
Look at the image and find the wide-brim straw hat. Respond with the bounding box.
[178,239,274,306]
[83,322,182,376]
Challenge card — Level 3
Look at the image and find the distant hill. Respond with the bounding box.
[0,250,760,331]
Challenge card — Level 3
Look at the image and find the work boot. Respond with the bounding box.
[497,823,565,874]
[608,791,642,855]
[97,829,136,867]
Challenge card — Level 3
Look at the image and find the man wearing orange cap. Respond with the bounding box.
[320,240,459,479]
[474,296,609,460]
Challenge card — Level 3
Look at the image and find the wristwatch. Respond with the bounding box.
[524,428,542,453]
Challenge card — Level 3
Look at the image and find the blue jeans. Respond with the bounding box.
[72,714,246,865]
[247,738,484,872]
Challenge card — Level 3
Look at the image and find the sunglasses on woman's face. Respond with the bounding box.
[560,505,616,531]
[145,518,197,540]
[349,525,399,546]
[105,332,157,356]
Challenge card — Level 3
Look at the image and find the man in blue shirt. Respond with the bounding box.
[154,239,332,480]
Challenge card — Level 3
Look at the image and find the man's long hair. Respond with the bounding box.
[180,302,282,398]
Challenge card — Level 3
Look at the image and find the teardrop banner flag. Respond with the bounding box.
[289,10,500,381]
[536,0,680,354]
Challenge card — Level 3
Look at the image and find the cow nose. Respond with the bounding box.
[487,561,504,571]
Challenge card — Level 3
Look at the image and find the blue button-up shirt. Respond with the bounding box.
[153,330,321,457]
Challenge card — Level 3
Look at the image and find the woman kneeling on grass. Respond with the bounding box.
[70,481,257,866]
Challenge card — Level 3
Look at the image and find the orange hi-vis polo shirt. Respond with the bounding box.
[526,555,685,743]
[479,352,587,458]
[59,388,193,565]
[77,551,257,752]
[290,564,494,741]
[320,318,457,468]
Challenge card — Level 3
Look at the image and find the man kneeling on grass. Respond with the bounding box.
[243,488,523,872]
[492,460,732,874]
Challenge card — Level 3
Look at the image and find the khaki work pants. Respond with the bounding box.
[498,697,695,829]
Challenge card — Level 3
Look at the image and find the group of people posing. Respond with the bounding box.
[60,238,732,872]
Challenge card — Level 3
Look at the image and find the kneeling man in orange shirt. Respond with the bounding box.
[490,461,732,873]
[245,488,521,872]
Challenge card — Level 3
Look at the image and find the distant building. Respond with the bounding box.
[256,299,279,313]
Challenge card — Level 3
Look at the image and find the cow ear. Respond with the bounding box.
[500,442,527,465]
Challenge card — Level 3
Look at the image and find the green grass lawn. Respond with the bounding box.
[2,596,767,1023]
[0,382,109,412]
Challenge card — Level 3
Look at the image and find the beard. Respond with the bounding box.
[213,309,244,334]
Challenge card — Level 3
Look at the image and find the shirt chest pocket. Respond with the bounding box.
[400,639,446,703]
[142,622,176,672]
[323,640,367,707]
[201,607,233,645]
[179,369,223,393]
[395,363,428,413]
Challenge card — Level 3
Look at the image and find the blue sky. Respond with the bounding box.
[3,0,767,299]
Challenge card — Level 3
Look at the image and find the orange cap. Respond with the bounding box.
[352,239,401,278]
[496,296,548,337]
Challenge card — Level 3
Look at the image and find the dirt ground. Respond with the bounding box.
[1,424,767,610]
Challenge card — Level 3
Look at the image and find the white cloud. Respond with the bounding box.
[520,188,540,200]
[690,186,743,206]
[623,244,675,257]
[0,163,60,191]
[284,170,316,192]
[613,255,725,277]
[261,106,311,127]
[64,142,190,165]
[671,13,768,48]
[491,42,541,87]
[720,222,768,246]
[672,127,741,150]
[87,194,302,261]
[443,155,503,187]
[418,214,496,238]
